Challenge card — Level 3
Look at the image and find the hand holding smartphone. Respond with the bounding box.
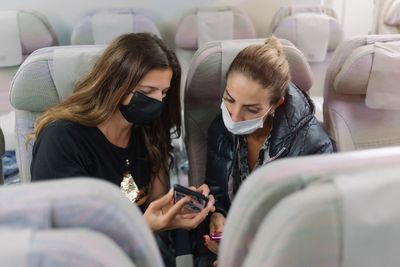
[173,184,208,213]
[210,233,222,241]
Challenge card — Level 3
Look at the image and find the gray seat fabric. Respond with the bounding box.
[0,10,58,112]
[175,6,256,50]
[323,34,400,151]
[0,178,164,267]
[9,45,106,183]
[184,38,313,186]
[71,8,161,45]
[175,6,256,103]
[218,146,400,267]
[0,127,4,184]
[242,158,400,267]
[0,228,136,267]
[271,5,344,96]
[374,0,400,34]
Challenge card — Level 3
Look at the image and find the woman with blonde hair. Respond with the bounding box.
[200,36,332,262]
[30,33,215,251]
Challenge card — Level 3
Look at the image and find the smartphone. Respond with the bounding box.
[210,233,222,241]
[173,184,208,213]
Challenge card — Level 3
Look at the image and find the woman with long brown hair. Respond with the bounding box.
[30,33,214,239]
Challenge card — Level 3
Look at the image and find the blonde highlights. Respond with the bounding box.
[227,35,291,104]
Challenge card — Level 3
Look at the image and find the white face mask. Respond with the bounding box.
[220,101,272,135]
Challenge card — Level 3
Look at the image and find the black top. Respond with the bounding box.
[31,120,150,191]
[205,84,333,216]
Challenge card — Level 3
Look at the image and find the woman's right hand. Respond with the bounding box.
[144,189,215,232]
[203,212,225,254]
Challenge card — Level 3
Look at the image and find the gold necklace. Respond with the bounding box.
[120,159,141,203]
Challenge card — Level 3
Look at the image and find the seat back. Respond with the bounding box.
[71,8,161,45]
[323,34,400,151]
[374,0,400,34]
[0,178,163,267]
[0,127,4,184]
[241,158,400,267]
[218,147,400,267]
[175,6,256,51]
[271,5,344,96]
[0,228,136,267]
[0,10,58,112]
[175,6,256,94]
[9,45,105,182]
[271,5,343,62]
[184,38,313,186]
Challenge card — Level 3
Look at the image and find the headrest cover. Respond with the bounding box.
[384,0,400,26]
[71,9,161,45]
[335,167,400,267]
[197,10,233,48]
[17,10,58,56]
[271,5,342,52]
[218,39,313,91]
[53,47,104,101]
[274,13,342,60]
[0,10,22,67]
[10,45,105,112]
[220,40,259,92]
[333,45,373,95]
[0,178,163,267]
[366,42,400,110]
[0,228,31,267]
[291,4,326,14]
[186,39,313,103]
[175,7,256,49]
[92,12,134,44]
[333,40,400,110]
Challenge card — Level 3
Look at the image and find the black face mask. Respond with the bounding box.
[119,91,165,125]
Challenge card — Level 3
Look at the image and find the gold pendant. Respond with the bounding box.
[120,171,140,203]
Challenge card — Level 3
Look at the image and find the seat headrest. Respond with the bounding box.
[271,5,338,30]
[10,45,105,112]
[334,167,400,267]
[271,5,343,54]
[0,178,163,267]
[218,147,400,267]
[175,7,256,49]
[0,228,136,267]
[384,0,400,26]
[71,8,161,45]
[185,38,313,104]
[0,10,57,67]
[333,38,400,110]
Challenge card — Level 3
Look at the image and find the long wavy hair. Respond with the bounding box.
[32,33,181,182]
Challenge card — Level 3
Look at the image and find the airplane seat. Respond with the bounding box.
[374,0,400,34]
[10,45,106,183]
[0,10,58,113]
[323,34,400,152]
[175,7,256,100]
[217,147,400,267]
[184,38,313,187]
[0,228,136,267]
[271,5,344,101]
[71,8,162,45]
[0,178,164,267]
[0,127,4,184]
